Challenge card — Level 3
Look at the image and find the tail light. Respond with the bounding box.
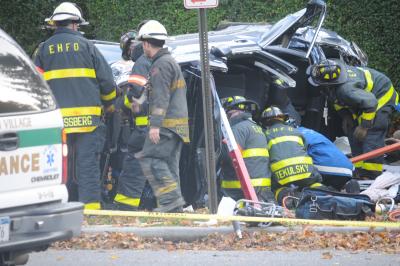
[62,129,68,184]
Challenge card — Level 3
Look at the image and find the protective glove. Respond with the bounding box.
[353,125,368,142]
[342,114,355,136]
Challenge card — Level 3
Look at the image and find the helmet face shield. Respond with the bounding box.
[221,96,259,114]
[120,30,138,60]
[307,59,348,87]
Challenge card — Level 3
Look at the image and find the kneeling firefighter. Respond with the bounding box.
[260,106,324,205]
[220,96,274,202]
[307,59,399,179]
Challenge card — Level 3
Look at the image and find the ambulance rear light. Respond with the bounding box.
[62,129,68,184]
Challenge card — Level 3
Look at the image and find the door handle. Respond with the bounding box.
[0,132,19,151]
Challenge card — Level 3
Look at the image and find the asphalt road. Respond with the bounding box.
[28,249,399,266]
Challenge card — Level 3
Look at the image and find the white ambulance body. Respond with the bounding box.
[0,28,83,265]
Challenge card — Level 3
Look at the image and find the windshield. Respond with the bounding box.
[94,43,122,64]
[0,35,56,115]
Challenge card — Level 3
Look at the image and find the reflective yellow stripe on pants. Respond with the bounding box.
[114,193,140,207]
[221,177,271,189]
[354,161,383,172]
[84,202,101,210]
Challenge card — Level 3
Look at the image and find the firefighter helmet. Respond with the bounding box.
[260,106,289,126]
[307,59,347,87]
[120,30,137,60]
[221,96,259,113]
[136,20,168,41]
[45,2,88,25]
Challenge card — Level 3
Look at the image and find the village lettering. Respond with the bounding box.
[0,117,32,130]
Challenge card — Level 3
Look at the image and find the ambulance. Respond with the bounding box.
[0,28,83,265]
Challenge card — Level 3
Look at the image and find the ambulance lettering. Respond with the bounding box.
[0,153,40,176]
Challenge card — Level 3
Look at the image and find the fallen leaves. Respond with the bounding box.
[52,230,400,253]
[321,251,332,259]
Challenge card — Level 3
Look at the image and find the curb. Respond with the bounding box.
[82,225,400,242]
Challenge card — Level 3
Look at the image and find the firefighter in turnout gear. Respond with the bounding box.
[33,2,116,210]
[133,20,189,212]
[113,33,153,211]
[308,59,399,179]
[260,106,323,205]
[220,96,274,202]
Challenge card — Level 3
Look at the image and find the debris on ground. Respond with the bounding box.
[53,230,400,253]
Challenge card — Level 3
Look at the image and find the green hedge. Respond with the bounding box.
[0,0,398,87]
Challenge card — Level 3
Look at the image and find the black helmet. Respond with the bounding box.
[221,96,259,113]
[120,30,137,60]
[306,59,348,87]
[260,106,289,126]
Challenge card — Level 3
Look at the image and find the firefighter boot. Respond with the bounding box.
[154,197,185,213]
[344,179,361,194]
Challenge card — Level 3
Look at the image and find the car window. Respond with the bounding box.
[0,37,56,115]
[94,43,122,64]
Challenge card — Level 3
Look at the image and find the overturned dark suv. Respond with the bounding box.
[95,0,368,207]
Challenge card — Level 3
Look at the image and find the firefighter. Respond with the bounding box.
[260,106,323,205]
[113,30,154,211]
[33,2,116,210]
[307,59,399,179]
[133,20,189,212]
[220,96,274,202]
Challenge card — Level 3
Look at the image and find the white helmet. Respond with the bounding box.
[137,20,168,41]
[45,2,88,25]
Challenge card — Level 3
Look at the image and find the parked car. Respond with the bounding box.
[0,28,83,265]
[94,0,367,207]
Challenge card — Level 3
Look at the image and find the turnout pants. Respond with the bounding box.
[139,129,185,212]
[114,128,147,209]
[349,108,391,179]
[273,170,323,205]
[67,125,106,210]
[221,179,272,202]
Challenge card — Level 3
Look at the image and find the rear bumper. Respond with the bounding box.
[0,202,83,253]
